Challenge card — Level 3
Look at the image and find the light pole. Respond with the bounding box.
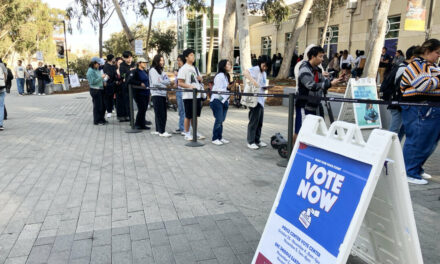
[62,20,71,86]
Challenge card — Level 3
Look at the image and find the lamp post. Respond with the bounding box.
[346,0,357,52]
[62,20,71,86]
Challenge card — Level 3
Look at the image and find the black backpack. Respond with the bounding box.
[380,62,407,101]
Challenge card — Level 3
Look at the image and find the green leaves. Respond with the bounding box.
[148,29,176,56]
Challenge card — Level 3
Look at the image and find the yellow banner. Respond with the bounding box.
[404,0,426,31]
[53,75,64,84]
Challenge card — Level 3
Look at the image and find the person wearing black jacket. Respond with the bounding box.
[127,58,150,130]
[35,62,49,95]
[294,46,342,140]
[117,51,136,122]
[5,63,13,94]
[103,54,117,118]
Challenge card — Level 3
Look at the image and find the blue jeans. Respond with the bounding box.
[176,91,185,131]
[389,108,405,141]
[16,78,25,94]
[210,99,228,141]
[401,106,440,179]
[0,90,5,126]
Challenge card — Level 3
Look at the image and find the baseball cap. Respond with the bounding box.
[137,58,148,63]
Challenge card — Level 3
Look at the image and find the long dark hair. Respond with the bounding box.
[152,54,163,74]
[89,62,97,69]
[415,39,440,56]
[216,59,231,84]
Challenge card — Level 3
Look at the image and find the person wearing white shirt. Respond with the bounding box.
[339,50,354,69]
[243,57,270,150]
[177,49,205,141]
[210,60,233,145]
[14,60,26,95]
[149,54,171,137]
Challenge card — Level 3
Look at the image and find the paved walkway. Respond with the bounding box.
[0,89,439,264]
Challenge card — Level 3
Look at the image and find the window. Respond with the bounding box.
[261,36,272,57]
[385,16,401,39]
[319,25,339,46]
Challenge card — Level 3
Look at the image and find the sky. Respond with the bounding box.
[43,0,227,54]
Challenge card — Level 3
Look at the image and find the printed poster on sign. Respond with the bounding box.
[351,84,382,129]
[69,74,80,88]
[404,0,426,31]
[53,75,64,84]
[254,143,372,264]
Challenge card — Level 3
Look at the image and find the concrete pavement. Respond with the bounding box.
[0,89,439,264]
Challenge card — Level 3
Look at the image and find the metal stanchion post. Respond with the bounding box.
[125,84,142,134]
[277,93,295,167]
[186,88,204,147]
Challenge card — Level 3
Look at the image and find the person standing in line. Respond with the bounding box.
[294,46,343,144]
[149,54,172,137]
[35,62,48,95]
[392,50,405,67]
[87,57,107,125]
[339,50,354,70]
[50,64,56,80]
[400,39,440,185]
[242,57,270,150]
[127,58,151,130]
[103,54,117,118]
[15,60,26,95]
[5,63,13,94]
[210,59,233,145]
[25,64,35,95]
[173,54,186,135]
[0,59,7,130]
[118,51,136,122]
[379,47,392,83]
[177,49,205,141]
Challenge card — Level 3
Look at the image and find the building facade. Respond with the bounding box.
[249,0,439,59]
[177,7,223,73]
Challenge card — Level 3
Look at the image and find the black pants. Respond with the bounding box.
[104,86,114,113]
[152,96,167,133]
[37,78,45,94]
[133,91,148,128]
[247,103,264,144]
[4,105,7,120]
[90,88,105,124]
[116,86,130,118]
[26,79,34,94]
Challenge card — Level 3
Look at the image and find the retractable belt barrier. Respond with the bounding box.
[129,85,440,107]
[128,84,439,158]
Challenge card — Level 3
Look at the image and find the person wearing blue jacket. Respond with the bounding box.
[128,58,151,130]
[87,57,106,125]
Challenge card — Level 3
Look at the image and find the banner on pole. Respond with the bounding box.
[135,39,143,55]
[404,0,427,31]
[36,51,44,61]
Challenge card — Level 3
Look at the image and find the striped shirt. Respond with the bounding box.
[400,57,440,101]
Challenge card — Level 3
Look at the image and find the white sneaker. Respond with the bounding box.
[220,138,230,144]
[151,131,160,135]
[181,132,186,136]
[407,177,428,185]
[159,132,172,138]
[197,133,206,140]
[212,139,223,146]
[421,172,432,179]
[258,141,268,147]
[106,113,112,118]
[247,143,259,150]
[185,135,193,141]
[42,93,46,95]
[38,93,41,96]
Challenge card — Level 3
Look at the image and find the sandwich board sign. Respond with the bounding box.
[338,78,382,129]
[252,115,423,264]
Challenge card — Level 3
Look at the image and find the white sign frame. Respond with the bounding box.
[252,115,423,264]
[69,74,80,88]
[351,79,382,129]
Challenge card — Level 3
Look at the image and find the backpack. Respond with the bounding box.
[379,62,407,101]
[0,66,5,87]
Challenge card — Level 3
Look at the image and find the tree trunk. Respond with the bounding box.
[320,0,332,47]
[206,1,215,75]
[219,0,236,63]
[362,0,392,78]
[235,0,252,72]
[145,6,156,57]
[99,23,103,58]
[112,0,135,51]
[276,0,314,79]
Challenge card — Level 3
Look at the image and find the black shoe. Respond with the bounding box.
[145,120,152,126]
[0,126,4,131]
[124,116,130,121]
[135,126,150,130]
